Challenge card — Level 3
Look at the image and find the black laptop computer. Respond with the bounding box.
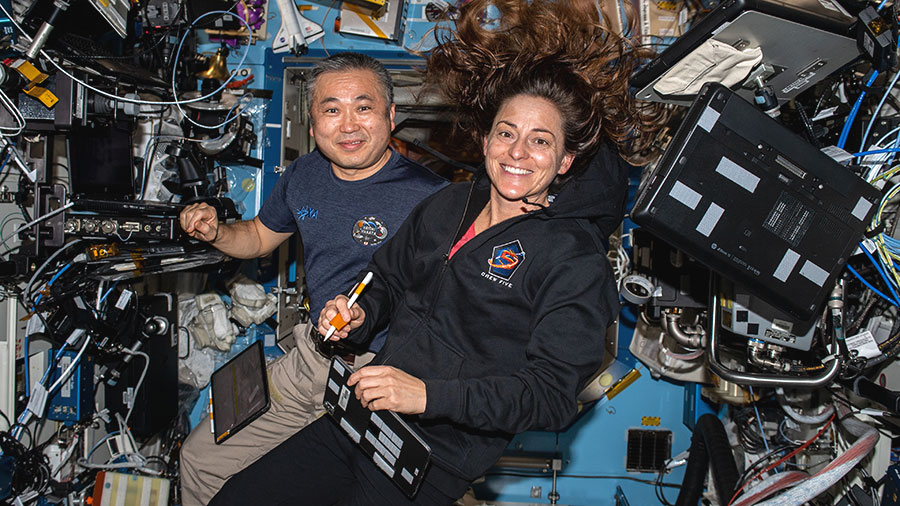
[630,0,859,106]
[323,356,432,498]
[632,82,880,321]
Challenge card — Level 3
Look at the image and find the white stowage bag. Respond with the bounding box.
[653,39,763,96]
[228,274,278,327]
[177,297,213,389]
[189,293,237,352]
[228,274,268,308]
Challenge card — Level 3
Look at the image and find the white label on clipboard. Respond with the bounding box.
[328,378,340,394]
[339,385,351,410]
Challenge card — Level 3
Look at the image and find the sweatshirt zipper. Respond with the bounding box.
[420,180,479,322]
[443,180,478,264]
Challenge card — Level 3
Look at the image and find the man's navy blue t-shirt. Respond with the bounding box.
[257,148,447,352]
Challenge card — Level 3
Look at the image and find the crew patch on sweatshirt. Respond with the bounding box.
[352,216,388,246]
[482,240,525,287]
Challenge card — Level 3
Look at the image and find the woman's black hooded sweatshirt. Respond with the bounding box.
[345,145,628,496]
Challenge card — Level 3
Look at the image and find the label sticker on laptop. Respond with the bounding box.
[696,202,724,237]
[852,197,873,222]
[800,260,829,286]
[698,106,720,132]
[773,249,800,282]
[669,180,702,210]
[715,157,759,193]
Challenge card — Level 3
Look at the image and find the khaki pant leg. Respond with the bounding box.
[181,322,339,506]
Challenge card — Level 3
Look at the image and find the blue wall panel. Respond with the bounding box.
[473,362,692,505]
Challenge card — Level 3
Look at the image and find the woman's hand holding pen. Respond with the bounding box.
[318,295,366,340]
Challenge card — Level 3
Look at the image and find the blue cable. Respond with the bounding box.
[857,35,900,162]
[887,130,900,170]
[861,65,900,152]
[87,431,119,461]
[0,151,11,175]
[854,147,900,157]
[839,71,879,149]
[10,342,68,441]
[32,262,72,308]
[23,314,73,399]
[748,386,773,461]
[37,344,68,387]
[47,352,85,397]
[99,282,118,306]
[860,242,900,305]
[847,263,900,307]
[47,263,71,286]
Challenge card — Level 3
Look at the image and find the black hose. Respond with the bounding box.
[675,413,739,506]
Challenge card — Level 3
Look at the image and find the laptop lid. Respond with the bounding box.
[632,82,880,321]
[631,0,858,105]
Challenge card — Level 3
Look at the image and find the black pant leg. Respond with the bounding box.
[210,417,356,506]
[339,440,463,506]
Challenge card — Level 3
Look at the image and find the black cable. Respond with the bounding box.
[829,390,898,438]
[846,295,877,336]
[0,409,10,429]
[733,444,797,494]
[142,455,171,475]
[0,429,50,497]
[675,413,738,506]
[735,408,769,454]
[10,423,33,451]
[656,464,675,506]
[17,202,31,226]
[795,102,822,149]
[61,30,173,60]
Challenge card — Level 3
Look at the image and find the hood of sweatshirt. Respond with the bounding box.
[541,143,631,237]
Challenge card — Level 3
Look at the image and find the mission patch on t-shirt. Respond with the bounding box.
[352,216,388,246]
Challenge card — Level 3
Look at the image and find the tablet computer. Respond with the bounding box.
[210,340,270,444]
[323,356,432,498]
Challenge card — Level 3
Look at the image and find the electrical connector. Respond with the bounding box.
[857,6,897,72]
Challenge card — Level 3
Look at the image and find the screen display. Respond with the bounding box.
[68,121,135,200]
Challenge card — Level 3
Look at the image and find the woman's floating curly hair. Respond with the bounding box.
[424,0,667,163]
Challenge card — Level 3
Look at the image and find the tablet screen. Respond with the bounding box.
[210,340,269,444]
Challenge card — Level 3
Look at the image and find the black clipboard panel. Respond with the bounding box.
[323,356,432,498]
[210,340,270,444]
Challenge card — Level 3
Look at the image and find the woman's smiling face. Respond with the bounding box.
[483,94,574,208]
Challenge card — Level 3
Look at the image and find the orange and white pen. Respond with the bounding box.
[208,389,215,434]
[324,271,374,341]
